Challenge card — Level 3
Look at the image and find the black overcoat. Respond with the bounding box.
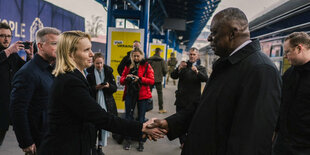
[86,65,118,115]
[166,40,282,155]
[38,69,142,155]
[0,50,25,131]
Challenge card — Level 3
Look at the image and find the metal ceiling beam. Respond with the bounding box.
[158,0,168,17]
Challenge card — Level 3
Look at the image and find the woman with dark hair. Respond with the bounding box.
[120,47,155,152]
[86,52,117,155]
[38,31,164,155]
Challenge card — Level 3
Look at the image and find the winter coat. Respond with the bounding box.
[86,65,118,116]
[0,49,26,131]
[120,59,154,100]
[148,54,167,83]
[38,69,142,155]
[171,61,208,108]
[166,40,282,155]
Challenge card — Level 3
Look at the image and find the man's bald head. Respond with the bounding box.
[208,8,250,57]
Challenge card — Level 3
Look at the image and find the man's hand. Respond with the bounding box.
[191,66,198,74]
[25,42,34,59]
[147,119,169,132]
[142,119,167,141]
[178,61,187,70]
[4,41,24,57]
[22,143,36,154]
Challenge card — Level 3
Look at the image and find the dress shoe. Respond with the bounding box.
[136,142,144,152]
[123,140,131,150]
[158,109,167,114]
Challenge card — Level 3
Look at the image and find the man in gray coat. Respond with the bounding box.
[148,48,168,113]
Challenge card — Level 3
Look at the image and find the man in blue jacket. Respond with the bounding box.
[10,27,60,154]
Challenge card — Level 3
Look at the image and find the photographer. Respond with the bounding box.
[120,47,154,152]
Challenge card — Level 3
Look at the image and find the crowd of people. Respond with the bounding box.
[0,6,310,155]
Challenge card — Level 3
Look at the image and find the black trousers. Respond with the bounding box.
[0,129,7,145]
[273,133,310,155]
[176,105,186,145]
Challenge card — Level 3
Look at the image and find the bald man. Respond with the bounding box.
[149,7,281,155]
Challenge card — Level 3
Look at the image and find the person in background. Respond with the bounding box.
[273,32,310,155]
[86,52,118,155]
[170,47,208,148]
[167,52,178,85]
[37,31,164,155]
[120,47,154,152]
[148,48,168,114]
[0,22,33,146]
[117,40,141,76]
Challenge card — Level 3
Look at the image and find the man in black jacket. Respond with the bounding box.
[0,22,33,146]
[10,27,60,154]
[273,32,310,155]
[170,47,208,147]
[149,8,281,155]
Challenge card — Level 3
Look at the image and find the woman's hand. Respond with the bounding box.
[102,82,110,88]
[95,84,104,90]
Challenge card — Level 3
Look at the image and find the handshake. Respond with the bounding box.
[141,118,168,141]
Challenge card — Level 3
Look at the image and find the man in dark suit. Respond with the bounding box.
[0,22,33,146]
[273,32,310,155]
[149,7,282,155]
[10,27,60,154]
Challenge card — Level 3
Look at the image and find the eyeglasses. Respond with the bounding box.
[0,34,12,39]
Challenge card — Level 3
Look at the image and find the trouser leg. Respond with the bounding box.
[155,82,163,110]
[0,129,7,146]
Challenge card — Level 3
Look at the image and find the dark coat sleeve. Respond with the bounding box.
[63,77,142,138]
[10,70,36,148]
[197,66,208,82]
[170,67,180,79]
[86,73,97,99]
[103,66,117,94]
[226,64,281,154]
[165,100,200,140]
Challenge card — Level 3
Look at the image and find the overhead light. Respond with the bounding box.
[178,36,183,40]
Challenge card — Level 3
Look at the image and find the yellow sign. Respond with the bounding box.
[148,43,166,60]
[166,48,176,60]
[107,28,144,112]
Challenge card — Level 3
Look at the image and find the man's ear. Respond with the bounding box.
[229,28,237,41]
[296,44,303,54]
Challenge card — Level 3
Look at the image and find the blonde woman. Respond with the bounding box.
[120,47,155,151]
[38,31,165,155]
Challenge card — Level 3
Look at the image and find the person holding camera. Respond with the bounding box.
[0,22,34,147]
[120,47,154,152]
[86,52,118,155]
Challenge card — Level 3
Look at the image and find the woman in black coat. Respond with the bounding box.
[86,53,118,154]
[38,31,165,155]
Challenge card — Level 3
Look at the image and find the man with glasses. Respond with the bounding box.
[0,22,33,146]
[273,32,310,155]
[10,27,60,154]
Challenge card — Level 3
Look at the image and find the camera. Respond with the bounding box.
[126,76,136,82]
[22,42,31,49]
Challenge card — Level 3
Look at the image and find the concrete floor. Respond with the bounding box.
[0,81,182,155]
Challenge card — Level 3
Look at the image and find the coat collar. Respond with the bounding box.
[72,69,90,87]
[227,39,261,65]
[33,54,52,71]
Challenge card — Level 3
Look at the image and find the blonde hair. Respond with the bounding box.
[53,31,91,76]
[130,47,144,68]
